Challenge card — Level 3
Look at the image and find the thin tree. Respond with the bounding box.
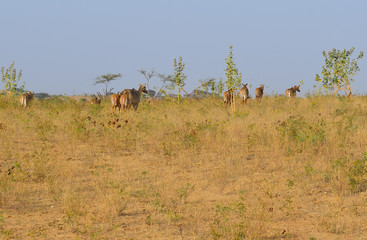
[1,62,25,97]
[225,45,243,113]
[94,73,122,97]
[138,68,156,93]
[315,47,364,96]
[200,78,216,97]
[173,56,187,102]
[216,77,225,97]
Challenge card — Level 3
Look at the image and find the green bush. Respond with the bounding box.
[277,115,326,154]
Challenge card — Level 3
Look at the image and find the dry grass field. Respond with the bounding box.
[1,94,367,239]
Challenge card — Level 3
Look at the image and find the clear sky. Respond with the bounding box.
[1,0,366,96]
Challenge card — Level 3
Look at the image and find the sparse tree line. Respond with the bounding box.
[1,46,364,111]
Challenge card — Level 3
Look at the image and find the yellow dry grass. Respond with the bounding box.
[1,95,367,239]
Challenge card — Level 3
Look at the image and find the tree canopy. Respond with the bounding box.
[94,73,122,97]
[1,62,25,97]
[315,47,364,96]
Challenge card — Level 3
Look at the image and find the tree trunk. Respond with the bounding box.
[346,84,352,97]
[231,90,236,114]
[334,85,341,96]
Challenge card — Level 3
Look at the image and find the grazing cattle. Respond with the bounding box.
[255,84,264,100]
[121,84,148,111]
[111,92,122,113]
[90,97,101,105]
[223,89,233,105]
[239,83,249,104]
[285,85,300,98]
[19,91,34,107]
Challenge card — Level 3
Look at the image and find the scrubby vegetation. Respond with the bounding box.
[1,95,367,239]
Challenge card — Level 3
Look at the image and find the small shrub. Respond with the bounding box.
[176,183,195,204]
[210,202,248,240]
[277,115,326,154]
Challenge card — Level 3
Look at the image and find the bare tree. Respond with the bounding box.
[154,73,174,98]
[138,69,156,93]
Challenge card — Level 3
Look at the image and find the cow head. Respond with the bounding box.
[139,84,148,94]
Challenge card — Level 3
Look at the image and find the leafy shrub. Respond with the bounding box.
[277,115,326,154]
[210,201,248,240]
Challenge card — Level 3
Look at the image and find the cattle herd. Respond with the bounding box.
[18,84,301,110]
[110,84,148,113]
[224,84,300,105]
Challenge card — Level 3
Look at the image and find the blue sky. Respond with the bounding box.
[1,0,366,95]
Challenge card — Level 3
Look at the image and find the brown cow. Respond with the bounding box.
[121,84,148,111]
[111,92,122,113]
[285,85,300,98]
[223,89,233,105]
[19,91,34,108]
[239,83,249,104]
[255,84,264,100]
[119,90,128,112]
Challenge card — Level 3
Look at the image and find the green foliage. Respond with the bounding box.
[35,119,56,142]
[216,77,225,96]
[305,162,317,176]
[225,45,242,91]
[0,94,18,109]
[225,45,242,113]
[173,56,187,102]
[200,78,216,97]
[1,62,25,96]
[198,78,225,97]
[210,201,248,240]
[210,191,250,239]
[315,47,364,96]
[176,183,195,203]
[287,179,295,188]
[68,114,89,140]
[179,123,200,149]
[277,116,326,154]
[150,191,184,222]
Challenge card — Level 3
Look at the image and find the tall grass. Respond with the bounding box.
[1,95,367,239]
